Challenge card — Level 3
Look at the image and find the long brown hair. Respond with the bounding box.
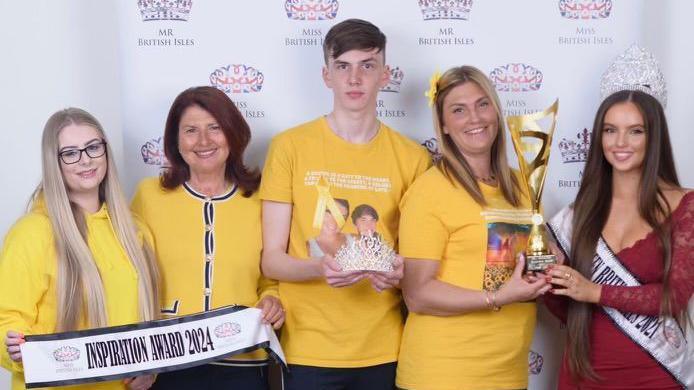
[432,66,521,206]
[161,86,260,197]
[568,90,680,379]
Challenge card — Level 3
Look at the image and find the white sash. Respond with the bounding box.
[547,207,693,389]
[20,305,286,388]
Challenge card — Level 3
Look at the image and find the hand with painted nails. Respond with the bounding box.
[546,264,602,303]
[321,254,366,288]
[4,330,24,363]
[256,295,285,330]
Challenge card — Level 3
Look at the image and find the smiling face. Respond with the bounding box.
[58,124,108,198]
[322,48,389,114]
[441,81,499,160]
[177,105,230,176]
[601,101,647,175]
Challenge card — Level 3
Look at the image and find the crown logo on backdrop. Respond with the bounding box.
[141,137,169,167]
[419,0,473,21]
[380,66,404,93]
[528,350,544,375]
[490,63,543,92]
[138,0,192,21]
[210,65,265,94]
[559,128,591,163]
[558,0,612,20]
[600,44,667,107]
[285,0,339,20]
[53,346,80,362]
[335,234,396,272]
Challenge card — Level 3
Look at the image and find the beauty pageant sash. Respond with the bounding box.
[20,305,286,388]
[547,207,693,389]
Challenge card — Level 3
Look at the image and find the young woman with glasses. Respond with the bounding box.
[0,108,160,390]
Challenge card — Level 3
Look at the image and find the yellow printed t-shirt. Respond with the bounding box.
[396,166,536,390]
[259,116,431,367]
[131,178,277,363]
[0,202,148,390]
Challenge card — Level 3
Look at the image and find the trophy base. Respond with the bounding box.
[524,253,557,272]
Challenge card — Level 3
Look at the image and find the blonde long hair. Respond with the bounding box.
[34,108,159,331]
[432,66,521,206]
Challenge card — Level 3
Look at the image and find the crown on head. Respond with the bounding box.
[380,66,404,93]
[419,0,473,21]
[335,234,395,272]
[285,0,339,21]
[600,44,667,107]
[53,346,80,362]
[558,0,612,20]
[490,63,543,92]
[138,0,192,21]
[210,64,264,94]
[141,137,169,167]
[559,128,591,163]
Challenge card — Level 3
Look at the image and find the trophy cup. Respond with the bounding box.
[507,100,559,272]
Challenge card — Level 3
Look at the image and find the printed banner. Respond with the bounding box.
[20,306,285,388]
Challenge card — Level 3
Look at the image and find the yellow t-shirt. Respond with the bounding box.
[396,166,536,390]
[131,178,277,363]
[259,116,431,367]
[0,203,149,390]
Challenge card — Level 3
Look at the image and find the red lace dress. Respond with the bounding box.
[545,191,694,389]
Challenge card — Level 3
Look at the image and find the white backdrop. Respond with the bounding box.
[2,1,694,389]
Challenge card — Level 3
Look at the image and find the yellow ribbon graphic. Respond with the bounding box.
[312,177,346,230]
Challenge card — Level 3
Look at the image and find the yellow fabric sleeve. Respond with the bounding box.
[259,133,294,203]
[399,175,449,261]
[0,214,53,374]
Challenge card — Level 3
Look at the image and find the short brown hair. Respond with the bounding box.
[323,18,386,64]
[161,86,260,197]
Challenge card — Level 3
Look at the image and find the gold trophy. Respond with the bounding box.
[507,100,559,272]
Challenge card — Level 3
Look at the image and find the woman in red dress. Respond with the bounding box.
[543,45,693,389]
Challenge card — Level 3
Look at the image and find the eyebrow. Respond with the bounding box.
[59,138,102,152]
[447,96,489,109]
[602,122,645,128]
[333,57,377,66]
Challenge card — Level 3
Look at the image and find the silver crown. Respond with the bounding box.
[600,44,667,107]
[335,234,395,272]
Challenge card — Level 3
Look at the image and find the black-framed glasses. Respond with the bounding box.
[58,142,107,164]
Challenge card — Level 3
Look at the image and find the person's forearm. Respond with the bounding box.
[404,279,492,316]
[261,249,323,282]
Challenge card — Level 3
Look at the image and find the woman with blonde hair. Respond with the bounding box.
[0,108,159,390]
[396,66,550,389]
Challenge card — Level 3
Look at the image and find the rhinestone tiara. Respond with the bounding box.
[600,44,667,107]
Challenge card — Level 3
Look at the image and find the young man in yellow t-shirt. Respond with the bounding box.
[259,19,430,390]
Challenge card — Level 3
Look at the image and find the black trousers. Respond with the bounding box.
[151,363,269,390]
[284,362,397,390]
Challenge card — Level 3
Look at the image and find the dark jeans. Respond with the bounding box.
[151,363,269,390]
[284,362,397,390]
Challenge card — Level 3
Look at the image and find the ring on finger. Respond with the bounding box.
[564,272,572,280]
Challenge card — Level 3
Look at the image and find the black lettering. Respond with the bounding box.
[158,28,174,36]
